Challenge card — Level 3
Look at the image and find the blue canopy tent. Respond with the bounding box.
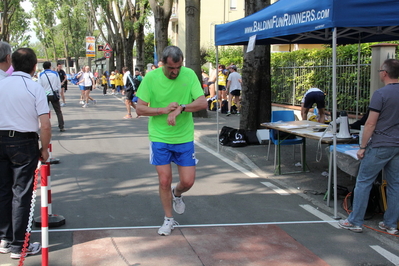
[215,0,399,218]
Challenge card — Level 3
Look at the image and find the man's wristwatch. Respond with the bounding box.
[180,104,186,113]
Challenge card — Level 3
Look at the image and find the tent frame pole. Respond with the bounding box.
[216,46,220,153]
[332,28,340,220]
[356,40,361,120]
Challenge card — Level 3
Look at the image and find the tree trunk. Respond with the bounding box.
[135,24,145,72]
[240,0,271,130]
[149,0,173,61]
[115,38,123,71]
[125,31,135,71]
[185,0,207,118]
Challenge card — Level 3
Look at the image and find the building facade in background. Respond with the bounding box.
[168,0,323,53]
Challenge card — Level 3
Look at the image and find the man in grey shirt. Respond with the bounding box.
[339,59,399,235]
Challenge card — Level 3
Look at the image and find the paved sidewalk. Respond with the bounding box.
[72,225,329,266]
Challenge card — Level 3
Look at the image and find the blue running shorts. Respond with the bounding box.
[150,141,198,166]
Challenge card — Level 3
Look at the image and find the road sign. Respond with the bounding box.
[103,43,112,52]
[104,52,111,58]
[98,45,104,51]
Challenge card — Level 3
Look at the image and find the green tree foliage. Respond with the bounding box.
[91,0,151,71]
[8,5,31,48]
[144,32,155,66]
[31,0,58,60]
[56,0,88,64]
[204,46,244,68]
[270,43,378,114]
[0,0,30,46]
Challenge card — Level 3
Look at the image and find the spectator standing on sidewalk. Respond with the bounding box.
[101,73,108,95]
[122,67,136,119]
[109,71,116,95]
[226,65,242,116]
[115,69,123,95]
[136,46,207,236]
[217,64,228,110]
[0,42,11,81]
[339,59,399,235]
[39,61,65,132]
[0,47,51,259]
[56,63,67,107]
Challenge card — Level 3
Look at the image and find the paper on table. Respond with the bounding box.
[277,124,310,129]
[306,132,334,138]
[344,150,359,160]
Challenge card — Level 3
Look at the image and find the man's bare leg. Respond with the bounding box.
[156,164,173,218]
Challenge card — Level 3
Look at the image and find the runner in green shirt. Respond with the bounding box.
[136,46,207,236]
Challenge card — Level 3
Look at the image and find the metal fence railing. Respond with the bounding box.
[271,57,371,115]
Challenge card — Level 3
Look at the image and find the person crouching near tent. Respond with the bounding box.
[300,87,326,123]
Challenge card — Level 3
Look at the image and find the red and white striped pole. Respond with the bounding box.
[40,164,49,266]
[46,161,53,215]
[34,113,65,228]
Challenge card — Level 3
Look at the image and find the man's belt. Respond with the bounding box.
[0,130,38,139]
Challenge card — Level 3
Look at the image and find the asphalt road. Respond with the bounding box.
[1,85,398,266]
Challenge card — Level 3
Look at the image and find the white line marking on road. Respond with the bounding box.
[370,245,399,265]
[261,182,290,195]
[300,204,339,228]
[30,220,338,233]
[195,141,259,178]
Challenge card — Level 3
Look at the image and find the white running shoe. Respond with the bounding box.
[10,242,41,259]
[158,217,179,236]
[172,187,185,214]
[79,101,84,104]
[0,239,11,253]
[379,221,399,235]
[82,104,88,108]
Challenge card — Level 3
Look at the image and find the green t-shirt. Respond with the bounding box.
[137,66,204,144]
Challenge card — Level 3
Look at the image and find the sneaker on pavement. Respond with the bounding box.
[0,239,11,254]
[172,187,185,214]
[60,102,66,107]
[338,219,363,233]
[123,114,133,119]
[10,242,41,259]
[378,221,398,234]
[158,217,179,236]
[79,101,84,104]
[82,104,88,108]
[226,112,231,116]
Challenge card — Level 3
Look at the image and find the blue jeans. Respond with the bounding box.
[348,146,399,228]
[0,136,40,253]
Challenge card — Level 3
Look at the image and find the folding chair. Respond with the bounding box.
[266,110,304,174]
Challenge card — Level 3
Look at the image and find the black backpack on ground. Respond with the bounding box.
[221,100,228,114]
[219,126,247,147]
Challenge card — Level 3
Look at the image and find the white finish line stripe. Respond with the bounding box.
[195,141,259,178]
[30,220,338,233]
[261,182,290,195]
[300,204,339,228]
[370,245,399,265]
